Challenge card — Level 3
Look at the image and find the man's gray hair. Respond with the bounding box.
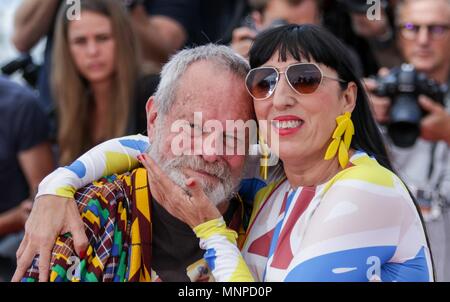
[154,44,250,115]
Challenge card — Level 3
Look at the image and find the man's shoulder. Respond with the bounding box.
[0,76,37,107]
[72,169,145,233]
[0,76,45,133]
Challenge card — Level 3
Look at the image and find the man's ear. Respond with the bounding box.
[146,96,158,140]
[341,81,357,113]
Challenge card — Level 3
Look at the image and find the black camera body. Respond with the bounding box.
[1,53,39,88]
[373,64,448,148]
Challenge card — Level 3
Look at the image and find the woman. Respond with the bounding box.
[52,0,148,165]
[140,24,433,282]
[26,25,433,282]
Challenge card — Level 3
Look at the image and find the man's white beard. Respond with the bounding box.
[147,128,238,206]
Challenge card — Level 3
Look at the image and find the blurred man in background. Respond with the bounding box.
[365,0,450,281]
[231,0,322,58]
[0,76,54,281]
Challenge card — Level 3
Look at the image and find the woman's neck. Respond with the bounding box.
[282,149,354,188]
[91,79,112,110]
[90,79,112,144]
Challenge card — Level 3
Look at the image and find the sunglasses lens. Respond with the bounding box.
[246,68,278,99]
[286,64,322,94]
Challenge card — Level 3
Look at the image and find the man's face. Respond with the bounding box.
[147,61,254,205]
[397,0,450,76]
[263,0,320,28]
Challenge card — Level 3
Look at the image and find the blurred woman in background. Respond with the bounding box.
[52,0,147,165]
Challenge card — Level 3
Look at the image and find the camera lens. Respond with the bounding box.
[388,94,422,148]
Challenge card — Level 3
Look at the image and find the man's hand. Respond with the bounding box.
[364,68,391,124]
[0,200,33,236]
[11,196,88,282]
[419,96,450,144]
[231,27,257,59]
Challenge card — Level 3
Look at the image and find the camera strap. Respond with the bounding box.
[428,143,437,180]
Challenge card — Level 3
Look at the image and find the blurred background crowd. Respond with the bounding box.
[0,0,449,281]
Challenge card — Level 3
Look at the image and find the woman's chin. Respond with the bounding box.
[276,146,307,162]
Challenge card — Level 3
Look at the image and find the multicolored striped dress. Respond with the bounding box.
[197,152,434,281]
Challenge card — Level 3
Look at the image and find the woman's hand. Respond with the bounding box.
[138,153,221,228]
[11,195,88,282]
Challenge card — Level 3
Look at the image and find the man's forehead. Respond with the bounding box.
[171,105,252,123]
[168,61,253,121]
[171,89,252,121]
[399,0,450,22]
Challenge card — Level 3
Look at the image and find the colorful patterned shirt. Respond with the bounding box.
[23,168,244,282]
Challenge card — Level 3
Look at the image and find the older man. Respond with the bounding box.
[14,44,260,282]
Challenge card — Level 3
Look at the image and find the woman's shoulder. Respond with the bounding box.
[322,152,413,210]
[328,152,406,193]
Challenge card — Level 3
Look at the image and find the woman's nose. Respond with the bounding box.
[272,74,297,110]
[86,40,99,56]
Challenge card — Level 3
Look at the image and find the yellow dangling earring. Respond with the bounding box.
[259,134,270,180]
[324,112,355,169]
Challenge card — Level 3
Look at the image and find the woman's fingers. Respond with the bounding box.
[140,154,176,190]
[138,153,188,212]
[138,154,221,227]
[11,241,35,282]
[186,178,207,203]
[185,177,222,227]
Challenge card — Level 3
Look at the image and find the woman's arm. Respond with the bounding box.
[37,134,149,198]
[13,134,148,282]
[194,218,254,282]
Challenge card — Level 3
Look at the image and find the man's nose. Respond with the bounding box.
[201,132,222,163]
[417,26,431,45]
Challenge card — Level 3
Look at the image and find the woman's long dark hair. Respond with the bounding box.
[249,24,392,170]
[248,24,435,278]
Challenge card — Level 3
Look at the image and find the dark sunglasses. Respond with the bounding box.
[245,63,346,100]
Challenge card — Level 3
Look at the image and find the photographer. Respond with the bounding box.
[365,0,450,281]
[339,0,403,68]
[231,0,322,58]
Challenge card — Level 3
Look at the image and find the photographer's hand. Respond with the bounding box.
[231,27,257,59]
[419,96,450,144]
[364,77,391,124]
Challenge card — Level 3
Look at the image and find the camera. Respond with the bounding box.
[1,53,39,88]
[373,64,448,148]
